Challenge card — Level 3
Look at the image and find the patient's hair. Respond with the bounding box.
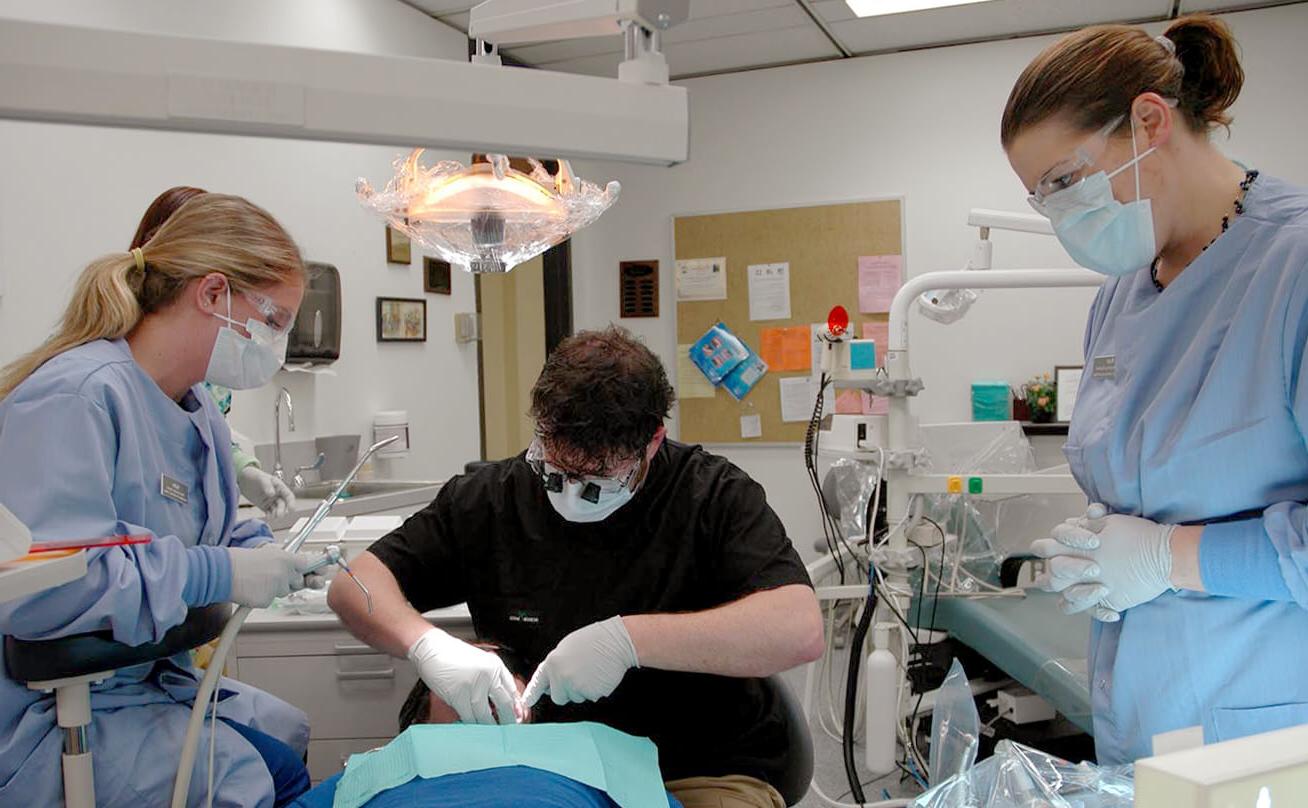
[398,641,533,731]
[529,326,675,475]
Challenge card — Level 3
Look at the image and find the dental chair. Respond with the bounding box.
[4,603,231,808]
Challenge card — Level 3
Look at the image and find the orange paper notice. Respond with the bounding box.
[759,326,812,372]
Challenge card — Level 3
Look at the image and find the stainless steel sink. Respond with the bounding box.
[292,480,438,499]
[262,479,444,532]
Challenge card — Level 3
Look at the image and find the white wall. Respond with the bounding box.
[0,0,461,59]
[0,2,483,482]
[569,4,1308,559]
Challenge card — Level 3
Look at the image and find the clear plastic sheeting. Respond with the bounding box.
[822,458,881,543]
[357,150,620,273]
[911,741,1134,808]
[929,659,980,786]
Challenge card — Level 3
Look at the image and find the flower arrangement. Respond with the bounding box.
[1024,373,1057,423]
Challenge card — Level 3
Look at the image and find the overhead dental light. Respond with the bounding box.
[357,151,619,273]
[354,0,690,273]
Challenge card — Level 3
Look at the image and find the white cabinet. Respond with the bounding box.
[231,606,472,783]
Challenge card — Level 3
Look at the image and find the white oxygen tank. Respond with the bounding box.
[865,646,898,776]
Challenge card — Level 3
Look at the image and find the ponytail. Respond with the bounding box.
[1163,14,1244,132]
[0,193,302,400]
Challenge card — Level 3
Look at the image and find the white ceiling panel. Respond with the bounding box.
[1178,0,1307,9]
[689,0,796,16]
[403,0,477,15]
[826,0,1174,54]
[437,10,471,31]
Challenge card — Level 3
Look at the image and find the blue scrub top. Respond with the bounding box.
[0,338,298,807]
[1067,174,1308,763]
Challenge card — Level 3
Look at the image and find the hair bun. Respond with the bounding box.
[1164,13,1244,130]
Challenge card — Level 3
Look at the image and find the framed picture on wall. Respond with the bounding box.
[385,224,412,265]
[1055,365,1083,423]
[376,297,427,342]
[424,257,452,295]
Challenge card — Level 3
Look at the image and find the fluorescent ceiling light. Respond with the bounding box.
[844,0,1000,18]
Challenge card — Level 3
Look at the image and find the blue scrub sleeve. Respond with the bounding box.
[230,518,275,549]
[1201,264,1308,607]
[0,393,232,645]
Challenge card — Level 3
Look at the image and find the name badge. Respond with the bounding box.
[160,474,189,505]
[508,608,542,626]
[1092,355,1117,381]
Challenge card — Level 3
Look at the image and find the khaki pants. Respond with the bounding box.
[665,775,786,808]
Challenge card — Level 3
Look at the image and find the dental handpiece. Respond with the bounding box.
[304,544,374,614]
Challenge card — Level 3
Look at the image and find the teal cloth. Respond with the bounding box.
[970,381,1010,421]
[332,722,668,808]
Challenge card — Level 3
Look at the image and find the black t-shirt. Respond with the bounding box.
[368,439,812,785]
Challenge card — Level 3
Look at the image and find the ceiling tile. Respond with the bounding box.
[437,10,470,32]
[404,0,477,15]
[813,0,858,22]
[687,0,797,17]
[1178,0,1304,9]
[829,0,1173,54]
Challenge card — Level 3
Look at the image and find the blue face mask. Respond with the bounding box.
[1033,117,1158,277]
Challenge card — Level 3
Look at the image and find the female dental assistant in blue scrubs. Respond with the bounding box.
[1002,14,1308,764]
[0,193,318,806]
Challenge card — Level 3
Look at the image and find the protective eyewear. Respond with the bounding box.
[1029,99,1178,210]
[525,440,643,503]
[242,290,296,336]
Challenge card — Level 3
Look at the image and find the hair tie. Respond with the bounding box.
[1156,34,1176,56]
[131,247,145,272]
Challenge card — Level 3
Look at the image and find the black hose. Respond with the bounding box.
[843,582,878,806]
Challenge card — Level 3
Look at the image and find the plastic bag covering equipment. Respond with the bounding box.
[911,740,1134,807]
[357,151,620,274]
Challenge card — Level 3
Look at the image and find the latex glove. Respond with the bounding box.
[227,545,317,608]
[407,628,519,725]
[238,465,296,518]
[1031,503,1175,620]
[521,616,639,709]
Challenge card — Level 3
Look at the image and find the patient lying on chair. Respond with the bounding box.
[289,643,681,808]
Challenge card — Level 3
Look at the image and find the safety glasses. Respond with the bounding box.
[525,439,643,503]
[242,290,297,336]
[1029,115,1126,208]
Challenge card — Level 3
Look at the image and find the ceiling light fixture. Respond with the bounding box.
[357,150,620,274]
[844,0,1000,18]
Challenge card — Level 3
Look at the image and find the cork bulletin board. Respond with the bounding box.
[673,198,904,444]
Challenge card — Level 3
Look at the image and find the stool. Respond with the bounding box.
[4,603,230,807]
[761,674,815,806]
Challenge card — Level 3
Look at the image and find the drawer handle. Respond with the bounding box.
[333,642,376,655]
[336,668,396,681]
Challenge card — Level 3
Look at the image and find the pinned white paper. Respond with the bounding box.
[747,262,791,321]
[780,377,832,423]
[740,413,763,439]
[675,257,727,301]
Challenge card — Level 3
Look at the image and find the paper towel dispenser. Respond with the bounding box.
[287,261,341,365]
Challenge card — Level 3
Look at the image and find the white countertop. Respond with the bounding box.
[243,602,471,631]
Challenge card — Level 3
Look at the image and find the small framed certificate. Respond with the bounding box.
[1055,365,1084,423]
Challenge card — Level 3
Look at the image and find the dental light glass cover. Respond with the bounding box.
[357,150,620,273]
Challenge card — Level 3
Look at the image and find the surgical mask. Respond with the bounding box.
[526,440,644,523]
[205,288,288,390]
[546,481,636,523]
[1031,115,1158,277]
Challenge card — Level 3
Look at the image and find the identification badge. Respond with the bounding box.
[1092,355,1116,381]
[160,474,189,505]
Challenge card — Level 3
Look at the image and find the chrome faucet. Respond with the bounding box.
[273,387,294,483]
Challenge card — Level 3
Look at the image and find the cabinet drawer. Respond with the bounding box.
[307,737,391,784]
[237,654,419,740]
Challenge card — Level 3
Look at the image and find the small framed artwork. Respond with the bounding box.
[424,257,452,295]
[1055,365,1084,423]
[376,297,427,342]
[385,224,412,265]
